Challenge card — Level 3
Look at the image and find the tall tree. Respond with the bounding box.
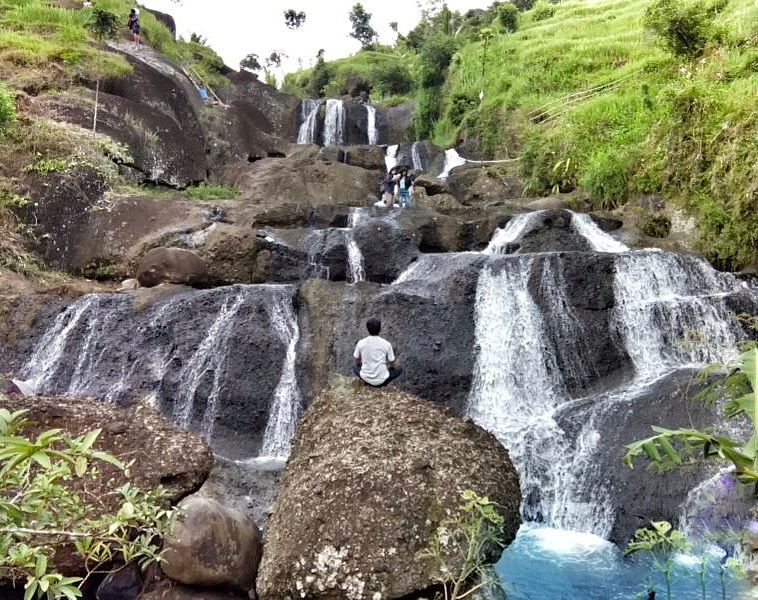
[86,8,119,135]
[349,3,377,49]
[284,9,306,29]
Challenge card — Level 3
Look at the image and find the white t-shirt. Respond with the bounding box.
[353,335,395,386]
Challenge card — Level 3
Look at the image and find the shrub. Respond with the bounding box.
[638,213,672,238]
[580,147,636,209]
[511,0,535,10]
[419,34,458,88]
[0,82,15,134]
[414,86,443,140]
[372,60,414,96]
[644,0,724,58]
[0,408,174,600]
[497,3,520,33]
[307,55,333,97]
[448,92,478,126]
[532,0,556,21]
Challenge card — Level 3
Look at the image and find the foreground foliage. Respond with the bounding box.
[0,407,174,599]
[418,490,505,600]
[624,346,758,485]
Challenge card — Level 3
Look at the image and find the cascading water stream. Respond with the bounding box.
[571,213,629,253]
[259,297,303,459]
[365,104,378,145]
[20,285,304,458]
[297,99,320,145]
[484,211,545,255]
[438,148,466,179]
[411,142,423,172]
[384,144,398,172]
[345,207,368,283]
[322,99,345,146]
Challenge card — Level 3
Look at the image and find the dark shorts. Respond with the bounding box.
[131,24,141,35]
[352,365,403,387]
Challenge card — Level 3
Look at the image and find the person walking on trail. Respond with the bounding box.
[127,8,141,50]
[352,318,403,387]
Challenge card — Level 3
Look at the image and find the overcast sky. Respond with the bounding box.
[142,0,492,81]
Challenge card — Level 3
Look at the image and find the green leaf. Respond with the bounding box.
[74,456,87,478]
[31,451,52,470]
[23,580,37,600]
[79,429,101,452]
[35,555,47,578]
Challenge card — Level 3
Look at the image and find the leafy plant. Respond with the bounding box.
[86,9,119,135]
[0,82,15,134]
[0,408,175,599]
[626,521,691,600]
[625,347,758,484]
[417,490,506,600]
[644,0,725,58]
[497,4,519,33]
[532,1,556,21]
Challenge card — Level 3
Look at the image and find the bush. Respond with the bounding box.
[372,60,414,96]
[644,0,724,58]
[497,4,520,33]
[414,86,443,140]
[532,0,556,21]
[0,83,15,134]
[419,34,458,88]
[511,0,535,10]
[580,147,636,209]
[307,56,333,97]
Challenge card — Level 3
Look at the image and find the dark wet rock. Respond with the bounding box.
[257,381,521,600]
[96,563,143,600]
[344,98,370,145]
[139,585,247,600]
[413,173,450,196]
[555,369,724,544]
[162,495,262,592]
[395,141,445,176]
[353,219,420,284]
[379,100,414,144]
[516,209,593,254]
[341,145,386,171]
[144,8,176,37]
[137,247,209,288]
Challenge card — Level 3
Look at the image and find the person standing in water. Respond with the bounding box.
[352,318,403,387]
[127,8,141,50]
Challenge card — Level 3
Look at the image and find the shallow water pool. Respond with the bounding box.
[496,524,747,599]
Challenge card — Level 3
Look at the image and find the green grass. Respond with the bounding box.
[185,183,239,201]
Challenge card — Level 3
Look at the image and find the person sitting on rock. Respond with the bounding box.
[352,318,403,387]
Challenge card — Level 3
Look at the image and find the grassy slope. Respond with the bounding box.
[438,0,757,269]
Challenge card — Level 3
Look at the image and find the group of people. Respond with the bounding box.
[380,167,416,209]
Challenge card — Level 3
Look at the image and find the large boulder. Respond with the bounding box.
[379,101,414,144]
[446,163,523,206]
[162,495,262,592]
[257,381,521,600]
[352,219,420,283]
[137,247,209,288]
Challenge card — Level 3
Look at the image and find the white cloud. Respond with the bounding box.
[142,0,493,79]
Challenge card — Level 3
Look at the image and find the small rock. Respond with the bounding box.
[162,495,262,592]
[120,278,140,291]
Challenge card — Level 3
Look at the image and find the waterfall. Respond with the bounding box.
[466,259,569,523]
[322,99,345,146]
[613,251,743,378]
[366,104,378,145]
[174,290,249,435]
[438,148,466,180]
[484,212,545,255]
[345,207,368,284]
[20,285,304,457]
[384,144,399,172]
[571,213,629,253]
[297,99,320,145]
[411,142,423,171]
[260,295,303,459]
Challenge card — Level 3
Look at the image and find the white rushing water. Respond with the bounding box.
[384,144,398,172]
[438,148,467,179]
[322,98,345,146]
[411,142,423,171]
[297,99,320,145]
[260,295,303,459]
[613,251,743,377]
[571,213,629,253]
[466,259,569,523]
[484,211,546,254]
[366,104,378,145]
[345,207,368,283]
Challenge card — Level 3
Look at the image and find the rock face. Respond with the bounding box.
[257,381,521,600]
[136,247,209,288]
[162,495,262,592]
[0,395,214,505]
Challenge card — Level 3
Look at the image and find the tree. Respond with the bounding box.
[267,51,283,69]
[348,3,377,49]
[86,8,119,135]
[284,8,306,29]
[240,53,262,73]
[497,3,520,32]
[189,32,207,45]
[644,0,723,58]
[389,21,398,33]
[0,408,173,599]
